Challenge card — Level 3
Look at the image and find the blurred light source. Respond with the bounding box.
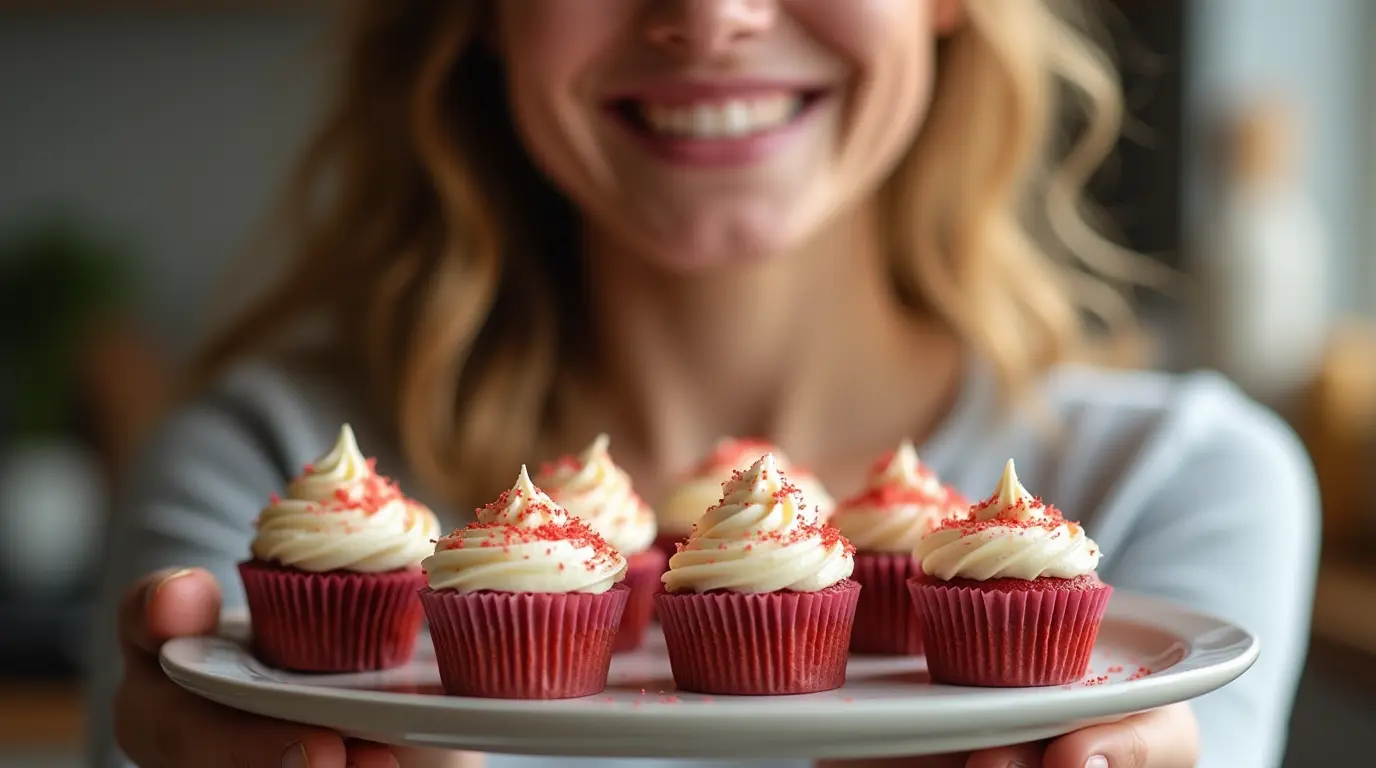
[0,441,103,596]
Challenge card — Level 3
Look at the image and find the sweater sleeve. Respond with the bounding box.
[1096,377,1320,768]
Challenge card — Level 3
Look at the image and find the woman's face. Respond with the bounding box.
[495,0,960,273]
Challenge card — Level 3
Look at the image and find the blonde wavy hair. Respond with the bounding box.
[197,0,1156,505]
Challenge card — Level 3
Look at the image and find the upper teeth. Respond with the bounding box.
[641,95,802,139]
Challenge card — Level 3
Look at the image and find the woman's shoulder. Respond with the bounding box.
[946,364,1316,536]
[1055,363,1312,466]
[955,364,1308,475]
[199,357,370,445]
[1038,364,1306,460]
[1025,365,1317,548]
[135,356,395,490]
[1043,364,1267,422]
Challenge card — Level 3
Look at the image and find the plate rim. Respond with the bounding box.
[160,589,1259,752]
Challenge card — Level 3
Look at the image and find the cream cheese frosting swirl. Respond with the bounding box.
[830,440,968,553]
[250,424,439,573]
[423,466,627,594]
[536,434,657,555]
[914,460,1102,581]
[662,454,854,594]
[658,438,836,535]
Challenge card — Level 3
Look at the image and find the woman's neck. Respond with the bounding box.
[554,205,962,499]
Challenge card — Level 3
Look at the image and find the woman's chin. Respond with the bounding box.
[633,229,805,276]
[591,198,815,276]
[648,248,774,276]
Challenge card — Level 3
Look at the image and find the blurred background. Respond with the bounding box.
[0,1,1373,766]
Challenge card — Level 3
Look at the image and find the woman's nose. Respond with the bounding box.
[644,0,778,59]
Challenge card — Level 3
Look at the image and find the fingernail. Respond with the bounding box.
[145,568,195,608]
[282,742,309,768]
[1085,756,1109,768]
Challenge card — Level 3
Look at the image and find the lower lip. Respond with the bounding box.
[610,99,822,169]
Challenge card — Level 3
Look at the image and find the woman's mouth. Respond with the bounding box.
[623,92,814,140]
[604,87,829,167]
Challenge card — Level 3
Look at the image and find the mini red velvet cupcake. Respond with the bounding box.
[830,440,967,655]
[239,424,437,672]
[420,466,629,699]
[656,438,836,556]
[536,433,665,653]
[656,454,859,695]
[909,460,1112,687]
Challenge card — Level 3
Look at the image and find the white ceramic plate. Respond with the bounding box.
[162,592,1257,760]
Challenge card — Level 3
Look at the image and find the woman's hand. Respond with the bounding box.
[964,704,1199,767]
[112,567,400,768]
[821,704,1199,768]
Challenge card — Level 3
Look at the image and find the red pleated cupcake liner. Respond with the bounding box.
[616,549,668,652]
[655,580,861,695]
[849,553,924,655]
[420,583,629,699]
[908,575,1113,687]
[237,560,425,673]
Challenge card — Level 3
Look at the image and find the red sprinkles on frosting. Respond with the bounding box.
[687,439,820,483]
[771,478,803,504]
[536,454,582,478]
[267,457,410,521]
[838,484,967,512]
[683,461,854,555]
[933,490,1082,536]
[711,467,812,513]
[694,438,779,474]
[534,453,652,529]
[936,514,1064,536]
[438,518,622,572]
[865,448,931,478]
[330,469,406,516]
[834,443,967,517]
[971,490,1061,519]
[477,486,567,524]
[740,520,856,555]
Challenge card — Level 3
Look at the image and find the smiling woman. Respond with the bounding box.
[192,0,1141,499]
[92,2,1317,768]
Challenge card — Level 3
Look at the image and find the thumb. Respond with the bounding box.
[118,567,222,657]
[1043,704,1198,768]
